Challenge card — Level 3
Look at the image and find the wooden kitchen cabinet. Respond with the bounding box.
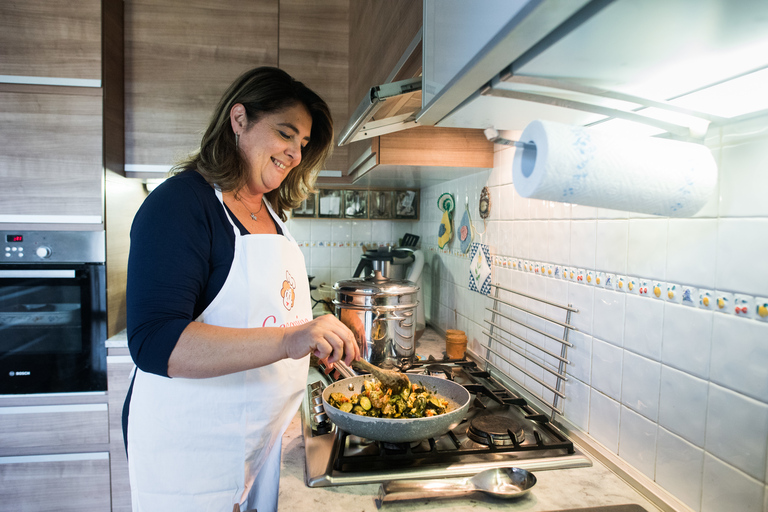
[279,0,349,173]
[0,0,102,80]
[0,85,104,218]
[124,0,280,167]
[0,394,111,512]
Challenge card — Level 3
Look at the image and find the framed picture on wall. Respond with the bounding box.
[343,190,367,218]
[318,189,342,218]
[394,190,419,219]
[291,193,316,218]
[369,190,393,219]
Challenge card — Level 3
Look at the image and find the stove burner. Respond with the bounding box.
[467,414,525,446]
[423,364,453,379]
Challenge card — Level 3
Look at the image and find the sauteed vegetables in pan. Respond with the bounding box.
[328,379,450,418]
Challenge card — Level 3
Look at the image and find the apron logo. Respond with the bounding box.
[280,271,297,310]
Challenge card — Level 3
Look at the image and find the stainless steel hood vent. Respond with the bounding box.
[338,29,424,146]
[340,0,768,147]
[337,77,421,146]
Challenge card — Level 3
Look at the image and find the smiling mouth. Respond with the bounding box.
[271,157,287,170]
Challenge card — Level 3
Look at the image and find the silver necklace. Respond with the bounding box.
[238,195,264,221]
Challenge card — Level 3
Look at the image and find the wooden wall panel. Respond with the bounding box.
[0,0,101,80]
[0,86,103,217]
[125,0,280,166]
[279,0,349,173]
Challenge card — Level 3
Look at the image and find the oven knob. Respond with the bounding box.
[36,246,52,259]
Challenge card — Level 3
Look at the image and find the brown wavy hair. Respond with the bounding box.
[172,67,333,221]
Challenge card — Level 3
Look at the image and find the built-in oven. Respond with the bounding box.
[0,230,107,394]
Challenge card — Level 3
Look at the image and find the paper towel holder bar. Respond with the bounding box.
[483,128,536,149]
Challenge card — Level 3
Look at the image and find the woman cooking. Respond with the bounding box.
[124,67,360,511]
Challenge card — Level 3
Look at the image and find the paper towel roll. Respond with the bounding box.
[511,120,717,217]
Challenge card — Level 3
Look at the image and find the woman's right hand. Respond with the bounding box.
[282,314,359,365]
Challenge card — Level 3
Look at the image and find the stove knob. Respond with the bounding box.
[36,246,52,259]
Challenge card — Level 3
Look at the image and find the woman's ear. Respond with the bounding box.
[230,103,247,135]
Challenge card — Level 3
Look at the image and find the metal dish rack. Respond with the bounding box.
[479,283,578,421]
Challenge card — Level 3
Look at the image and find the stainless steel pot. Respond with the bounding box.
[333,261,419,369]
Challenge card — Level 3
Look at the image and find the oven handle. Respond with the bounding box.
[0,270,76,278]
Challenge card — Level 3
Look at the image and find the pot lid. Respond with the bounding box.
[333,271,419,297]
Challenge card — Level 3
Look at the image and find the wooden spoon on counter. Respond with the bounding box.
[351,359,411,395]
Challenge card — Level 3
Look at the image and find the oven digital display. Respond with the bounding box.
[6,234,23,243]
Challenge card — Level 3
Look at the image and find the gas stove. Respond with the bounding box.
[301,357,591,487]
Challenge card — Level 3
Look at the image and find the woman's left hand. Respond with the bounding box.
[282,314,359,365]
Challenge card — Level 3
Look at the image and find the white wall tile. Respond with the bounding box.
[716,218,768,296]
[655,427,704,511]
[589,389,620,453]
[571,204,597,219]
[591,338,623,400]
[512,220,531,259]
[718,126,768,218]
[658,365,709,447]
[666,219,718,289]
[529,220,549,261]
[710,315,768,403]
[548,220,571,264]
[627,219,669,280]
[568,283,594,334]
[513,189,530,219]
[621,351,661,421]
[595,220,629,274]
[311,219,332,241]
[350,219,371,242]
[701,455,764,512]
[499,184,516,220]
[623,294,664,361]
[705,384,768,481]
[564,376,590,431]
[570,220,597,269]
[566,330,592,384]
[593,288,626,346]
[371,221,392,243]
[290,219,312,240]
[619,406,658,479]
[310,246,331,270]
[661,303,713,379]
[331,219,352,243]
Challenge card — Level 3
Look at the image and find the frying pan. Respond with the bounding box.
[321,374,471,443]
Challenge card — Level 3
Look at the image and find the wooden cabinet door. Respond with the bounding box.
[0,0,101,81]
[124,0,279,167]
[0,85,103,219]
[0,453,111,512]
[279,0,349,173]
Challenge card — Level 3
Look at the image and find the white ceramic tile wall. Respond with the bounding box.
[412,114,768,512]
[285,217,415,287]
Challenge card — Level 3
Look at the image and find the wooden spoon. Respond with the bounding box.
[351,359,411,395]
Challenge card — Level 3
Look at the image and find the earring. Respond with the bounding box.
[235,133,239,148]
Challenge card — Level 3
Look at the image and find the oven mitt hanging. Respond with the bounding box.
[468,242,492,295]
[437,193,455,249]
[457,206,473,254]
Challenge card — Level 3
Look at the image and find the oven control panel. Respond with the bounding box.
[1,231,105,263]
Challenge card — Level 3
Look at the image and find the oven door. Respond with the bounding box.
[0,264,107,394]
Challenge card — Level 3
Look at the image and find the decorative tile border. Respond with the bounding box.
[423,243,768,323]
[295,241,396,248]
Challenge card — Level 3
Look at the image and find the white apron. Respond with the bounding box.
[127,189,311,512]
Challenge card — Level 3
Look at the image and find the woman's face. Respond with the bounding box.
[231,102,312,194]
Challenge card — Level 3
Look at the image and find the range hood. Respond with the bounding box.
[340,0,768,148]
